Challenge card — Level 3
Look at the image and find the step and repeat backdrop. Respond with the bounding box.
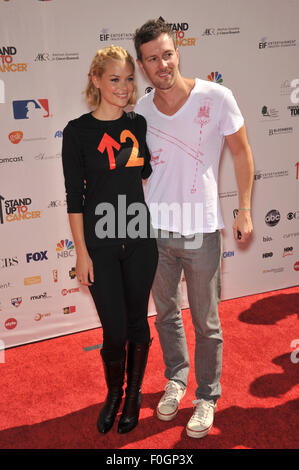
[0,0,298,348]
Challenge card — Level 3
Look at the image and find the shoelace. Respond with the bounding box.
[191,399,215,421]
[161,383,182,406]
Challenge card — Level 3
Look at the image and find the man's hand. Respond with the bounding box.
[233,210,253,243]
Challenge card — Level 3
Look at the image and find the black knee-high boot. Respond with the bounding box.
[117,340,151,434]
[97,350,126,434]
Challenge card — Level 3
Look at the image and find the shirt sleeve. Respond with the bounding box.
[218,88,244,136]
[136,114,152,179]
[61,123,85,213]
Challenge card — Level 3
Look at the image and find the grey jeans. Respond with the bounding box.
[152,230,223,401]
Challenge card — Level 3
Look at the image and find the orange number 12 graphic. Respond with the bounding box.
[98,130,144,170]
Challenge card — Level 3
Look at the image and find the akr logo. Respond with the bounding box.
[34,53,50,61]
[12,99,50,119]
[202,28,216,36]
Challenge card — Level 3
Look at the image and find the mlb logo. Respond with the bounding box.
[12,99,49,119]
[11,297,22,307]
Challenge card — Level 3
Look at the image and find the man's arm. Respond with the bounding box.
[225,124,254,243]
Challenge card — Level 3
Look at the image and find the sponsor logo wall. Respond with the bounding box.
[0,0,298,348]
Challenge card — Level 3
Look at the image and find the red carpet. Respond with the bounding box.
[0,286,298,450]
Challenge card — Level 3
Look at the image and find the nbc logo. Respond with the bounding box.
[207,71,223,84]
[56,239,75,258]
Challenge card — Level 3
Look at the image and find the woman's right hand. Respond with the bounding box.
[76,251,94,286]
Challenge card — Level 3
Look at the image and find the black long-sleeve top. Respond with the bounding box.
[61,111,152,249]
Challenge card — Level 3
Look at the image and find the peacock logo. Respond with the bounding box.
[207,71,223,84]
[56,239,75,258]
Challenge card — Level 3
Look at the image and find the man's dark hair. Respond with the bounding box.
[134,18,175,62]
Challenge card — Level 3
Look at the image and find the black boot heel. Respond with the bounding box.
[118,340,151,434]
[97,352,125,434]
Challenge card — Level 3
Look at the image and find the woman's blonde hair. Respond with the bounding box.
[85,45,137,108]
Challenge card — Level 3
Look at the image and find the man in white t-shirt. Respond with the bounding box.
[134,19,254,438]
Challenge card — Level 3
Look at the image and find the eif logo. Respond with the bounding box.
[259,39,267,49]
[12,99,49,119]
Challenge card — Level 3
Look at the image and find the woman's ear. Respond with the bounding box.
[91,74,101,89]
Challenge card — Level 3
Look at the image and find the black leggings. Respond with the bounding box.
[88,238,158,362]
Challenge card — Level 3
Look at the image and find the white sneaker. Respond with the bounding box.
[186,398,216,438]
[157,380,186,421]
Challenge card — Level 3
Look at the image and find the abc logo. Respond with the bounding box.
[265,209,280,227]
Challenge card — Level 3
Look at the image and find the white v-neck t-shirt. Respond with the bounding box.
[135,78,244,235]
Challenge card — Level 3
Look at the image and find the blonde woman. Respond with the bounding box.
[62,46,158,434]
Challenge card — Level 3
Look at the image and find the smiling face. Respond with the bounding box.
[137,33,179,91]
[92,59,135,110]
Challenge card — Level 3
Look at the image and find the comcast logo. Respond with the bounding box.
[207,71,223,84]
[56,239,75,258]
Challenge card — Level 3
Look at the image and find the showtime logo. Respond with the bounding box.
[61,287,79,296]
[35,313,51,321]
[294,261,299,271]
